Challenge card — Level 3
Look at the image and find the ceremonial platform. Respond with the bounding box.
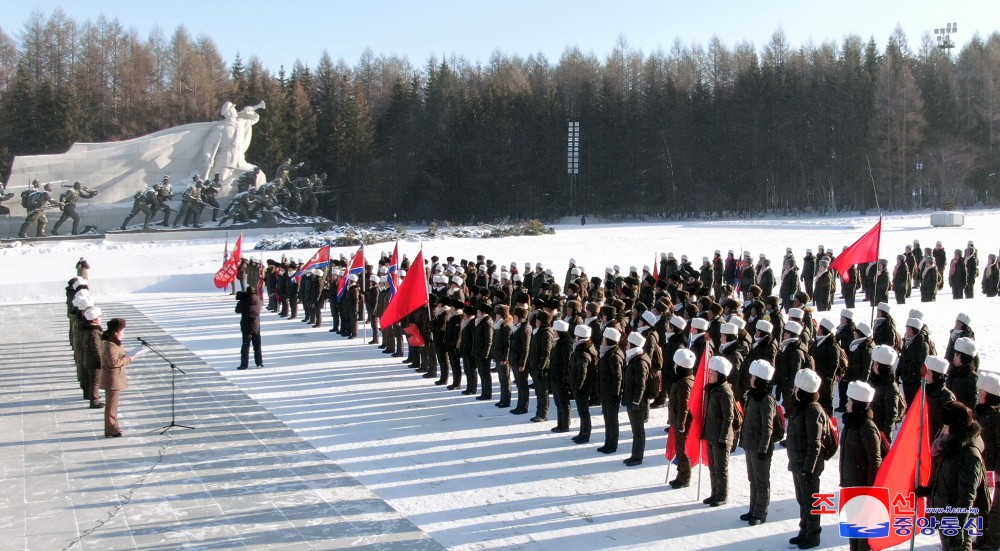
[0,302,442,550]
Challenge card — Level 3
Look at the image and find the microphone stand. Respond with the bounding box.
[137,337,195,434]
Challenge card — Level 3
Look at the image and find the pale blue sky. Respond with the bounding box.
[3,1,998,70]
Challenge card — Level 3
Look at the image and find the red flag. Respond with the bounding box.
[829,218,882,283]
[683,349,710,466]
[869,386,932,551]
[653,253,659,281]
[381,249,429,327]
[665,425,677,461]
[213,233,242,288]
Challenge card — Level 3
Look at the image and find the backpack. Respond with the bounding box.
[820,413,839,461]
[772,402,786,446]
[27,190,47,210]
[731,400,745,452]
[20,188,32,208]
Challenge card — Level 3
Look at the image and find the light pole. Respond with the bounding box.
[934,22,958,57]
[914,161,924,210]
[567,121,580,215]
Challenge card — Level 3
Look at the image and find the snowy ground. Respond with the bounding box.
[5,210,997,550]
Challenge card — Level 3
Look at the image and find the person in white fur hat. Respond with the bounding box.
[80,305,105,408]
[718,322,749,403]
[924,355,957,439]
[688,316,712,371]
[948,336,980,409]
[945,312,974,363]
[842,322,874,413]
[569,324,598,445]
[776,320,808,408]
[897,317,929,407]
[740,359,781,526]
[652,314,688,409]
[703,356,736,507]
[869,345,902,442]
[597,327,625,454]
[810,317,843,416]
[622,331,650,467]
[667,348,697,489]
[839,380,883,551]
[786,368,829,549]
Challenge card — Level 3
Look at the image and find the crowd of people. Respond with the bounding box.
[250,240,998,551]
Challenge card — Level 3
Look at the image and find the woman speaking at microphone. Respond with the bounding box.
[100,318,134,438]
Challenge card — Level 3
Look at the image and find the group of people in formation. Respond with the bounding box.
[63,258,135,438]
[250,240,999,551]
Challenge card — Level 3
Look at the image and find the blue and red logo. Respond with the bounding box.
[838,487,891,538]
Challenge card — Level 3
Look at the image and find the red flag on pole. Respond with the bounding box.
[213,233,242,288]
[381,249,429,328]
[829,217,882,283]
[683,349,710,466]
[653,253,659,281]
[869,385,932,551]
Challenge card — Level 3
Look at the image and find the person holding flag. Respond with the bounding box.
[703,356,736,505]
[667,348,696,488]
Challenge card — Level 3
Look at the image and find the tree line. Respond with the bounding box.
[0,9,998,223]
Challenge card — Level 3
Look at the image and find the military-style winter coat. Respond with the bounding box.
[720,338,749,398]
[787,395,826,475]
[947,362,979,410]
[492,320,511,364]
[621,351,650,408]
[550,332,574,390]
[926,380,957,440]
[976,402,1000,472]
[839,409,882,487]
[897,332,928,388]
[847,337,873,383]
[526,326,555,379]
[811,334,845,412]
[669,367,694,432]
[870,369,901,439]
[775,338,808,406]
[569,340,598,400]
[471,316,493,359]
[80,321,102,372]
[508,323,531,371]
[928,423,988,519]
[598,346,625,404]
[741,386,778,456]
[872,316,899,350]
[704,381,736,447]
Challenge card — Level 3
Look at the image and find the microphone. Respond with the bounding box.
[137,336,149,346]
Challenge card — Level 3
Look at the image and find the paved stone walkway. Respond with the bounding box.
[0,302,442,551]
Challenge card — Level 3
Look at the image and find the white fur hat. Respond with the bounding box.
[630,265,637,273]
[606,267,614,275]
[627,331,646,348]
[872,344,898,366]
[369,274,379,283]
[451,276,464,286]
[819,318,836,333]
[855,323,872,337]
[908,309,924,320]
[749,359,775,381]
[641,310,659,327]
[709,356,733,377]
[978,371,1000,397]
[545,268,553,276]
[906,317,924,331]
[784,320,803,336]
[841,309,854,320]
[569,258,576,264]
[669,315,687,331]
[957,312,972,326]
[491,272,501,280]
[877,302,891,314]
[730,317,746,330]
[690,317,709,331]
[925,356,950,375]
[756,320,773,334]
[574,324,592,339]
[673,348,696,369]
[553,320,570,333]
[603,327,621,343]
[571,267,581,276]
[955,337,978,357]
[643,265,651,273]
[512,273,522,282]
[794,369,822,393]
[847,381,876,403]
[788,308,804,319]
[720,322,738,336]
[84,306,102,321]
[347,274,358,282]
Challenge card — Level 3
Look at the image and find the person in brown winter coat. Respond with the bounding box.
[703,356,736,507]
[100,318,133,438]
[80,306,104,409]
[924,356,958,440]
[622,332,651,467]
[786,368,829,550]
[668,348,697,489]
[839,381,883,551]
[740,360,781,526]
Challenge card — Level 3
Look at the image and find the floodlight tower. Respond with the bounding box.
[934,22,958,57]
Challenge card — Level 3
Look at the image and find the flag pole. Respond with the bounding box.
[422,243,435,351]
[665,455,671,484]
[910,378,927,551]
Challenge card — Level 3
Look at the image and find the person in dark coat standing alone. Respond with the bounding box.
[950,249,968,300]
[235,288,263,370]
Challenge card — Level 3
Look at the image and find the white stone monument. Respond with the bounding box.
[3,102,266,233]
